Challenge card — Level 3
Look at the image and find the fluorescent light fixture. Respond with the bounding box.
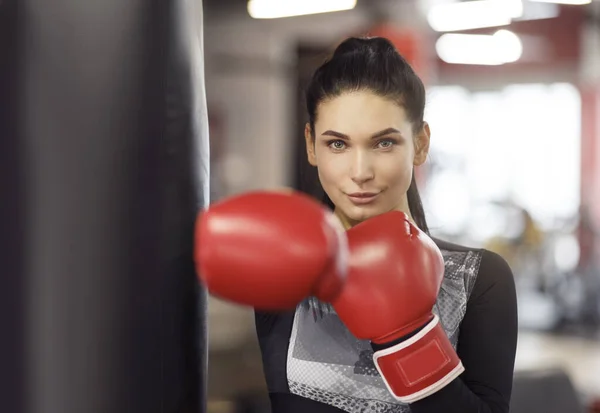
[507,0,525,18]
[248,0,357,19]
[529,0,590,4]
[436,30,523,65]
[427,0,523,32]
[515,1,560,21]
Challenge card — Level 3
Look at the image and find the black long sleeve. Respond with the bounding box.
[410,250,518,413]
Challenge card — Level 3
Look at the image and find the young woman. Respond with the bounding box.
[254,37,518,413]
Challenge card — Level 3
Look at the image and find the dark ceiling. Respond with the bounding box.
[203,0,253,14]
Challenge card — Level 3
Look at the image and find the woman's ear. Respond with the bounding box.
[413,122,431,166]
[305,123,317,166]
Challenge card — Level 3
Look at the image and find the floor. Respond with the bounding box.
[515,329,600,398]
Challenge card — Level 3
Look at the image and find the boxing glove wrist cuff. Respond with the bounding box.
[372,314,464,403]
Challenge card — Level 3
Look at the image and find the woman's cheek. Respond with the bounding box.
[316,150,348,182]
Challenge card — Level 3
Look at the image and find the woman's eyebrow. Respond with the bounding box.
[321,127,402,140]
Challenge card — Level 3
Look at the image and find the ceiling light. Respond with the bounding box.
[248,0,357,19]
[436,30,523,65]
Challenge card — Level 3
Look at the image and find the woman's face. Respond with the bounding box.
[305,90,430,228]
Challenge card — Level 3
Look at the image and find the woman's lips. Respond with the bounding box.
[346,192,380,205]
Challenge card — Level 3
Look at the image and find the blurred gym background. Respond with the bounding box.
[200,1,600,412]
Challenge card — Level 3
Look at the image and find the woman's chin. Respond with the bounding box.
[341,204,385,224]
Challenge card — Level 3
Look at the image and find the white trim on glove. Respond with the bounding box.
[372,314,465,403]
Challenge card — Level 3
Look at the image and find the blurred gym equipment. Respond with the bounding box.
[511,368,584,413]
[1,0,209,412]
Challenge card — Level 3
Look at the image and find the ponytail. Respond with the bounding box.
[407,173,429,234]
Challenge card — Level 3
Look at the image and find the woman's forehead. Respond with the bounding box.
[315,92,411,137]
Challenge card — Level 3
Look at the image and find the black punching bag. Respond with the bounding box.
[0,0,209,412]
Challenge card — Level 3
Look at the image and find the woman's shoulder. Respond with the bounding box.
[433,237,515,302]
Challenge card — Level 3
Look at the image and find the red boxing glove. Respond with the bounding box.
[333,211,464,403]
[194,190,348,310]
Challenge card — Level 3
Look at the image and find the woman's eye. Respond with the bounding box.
[328,140,346,150]
[377,139,395,149]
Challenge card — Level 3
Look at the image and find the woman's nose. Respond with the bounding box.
[350,150,375,184]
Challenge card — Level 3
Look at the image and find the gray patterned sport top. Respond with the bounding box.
[255,238,518,413]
